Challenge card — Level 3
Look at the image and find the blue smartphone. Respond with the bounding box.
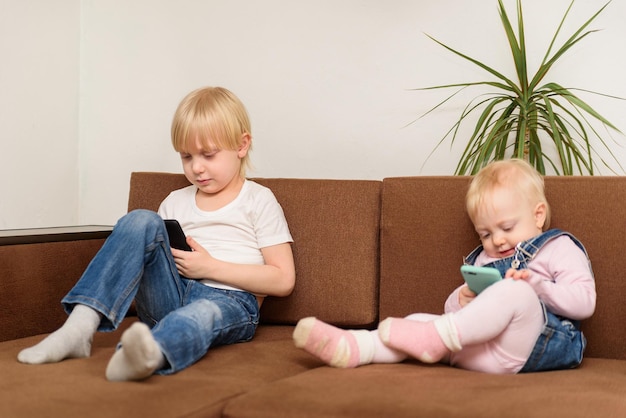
[460,265,502,294]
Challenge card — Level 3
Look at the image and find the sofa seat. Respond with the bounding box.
[223,358,626,418]
[0,321,317,417]
[3,323,625,418]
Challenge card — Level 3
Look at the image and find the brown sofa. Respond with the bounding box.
[1,172,625,417]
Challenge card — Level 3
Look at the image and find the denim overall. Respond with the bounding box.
[464,229,592,372]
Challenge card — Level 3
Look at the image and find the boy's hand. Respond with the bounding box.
[458,284,477,307]
[171,236,212,279]
[505,268,530,281]
[172,237,295,297]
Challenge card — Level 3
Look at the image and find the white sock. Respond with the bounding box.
[105,322,165,382]
[348,330,376,365]
[433,314,462,352]
[17,304,101,364]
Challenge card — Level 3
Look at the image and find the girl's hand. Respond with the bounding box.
[171,236,213,279]
[458,284,477,307]
[505,268,530,281]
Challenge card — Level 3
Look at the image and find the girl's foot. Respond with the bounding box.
[378,317,449,364]
[293,317,361,368]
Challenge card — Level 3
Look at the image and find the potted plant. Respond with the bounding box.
[417,0,623,175]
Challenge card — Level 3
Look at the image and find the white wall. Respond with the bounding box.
[0,0,79,228]
[3,0,626,228]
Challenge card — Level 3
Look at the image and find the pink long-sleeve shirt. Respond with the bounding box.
[445,236,596,320]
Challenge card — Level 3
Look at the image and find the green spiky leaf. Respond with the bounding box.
[416,0,624,175]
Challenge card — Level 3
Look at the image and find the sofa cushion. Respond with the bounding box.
[0,321,317,418]
[379,176,476,320]
[128,173,382,327]
[127,172,193,213]
[379,176,626,361]
[540,176,626,360]
[222,358,626,418]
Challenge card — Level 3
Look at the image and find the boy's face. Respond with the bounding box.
[473,186,546,259]
[179,135,250,197]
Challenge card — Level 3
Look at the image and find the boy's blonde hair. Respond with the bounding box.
[171,87,252,177]
[466,159,551,230]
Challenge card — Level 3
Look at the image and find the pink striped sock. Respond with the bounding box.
[293,317,361,368]
[378,317,449,364]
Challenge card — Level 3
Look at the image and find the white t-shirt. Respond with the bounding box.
[158,179,293,292]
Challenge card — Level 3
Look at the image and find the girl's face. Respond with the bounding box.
[179,135,250,200]
[472,186,546,259]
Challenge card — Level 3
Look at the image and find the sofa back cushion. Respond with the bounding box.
[379,176,626,361]
[128,173,382,327]
[541,177,626,360]
[379,177,476,320]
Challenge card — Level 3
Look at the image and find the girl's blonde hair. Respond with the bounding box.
[171,87,252,177]
[466,159,551,230]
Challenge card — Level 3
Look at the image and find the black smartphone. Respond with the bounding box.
[164,219,192,251]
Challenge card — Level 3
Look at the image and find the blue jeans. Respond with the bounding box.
[62,209,260,375]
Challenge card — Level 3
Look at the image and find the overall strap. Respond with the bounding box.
[510,229,588,269]
[463,245,483,266]
[464,229,588,271]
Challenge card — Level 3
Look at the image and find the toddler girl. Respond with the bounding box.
[294,159,595,373]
